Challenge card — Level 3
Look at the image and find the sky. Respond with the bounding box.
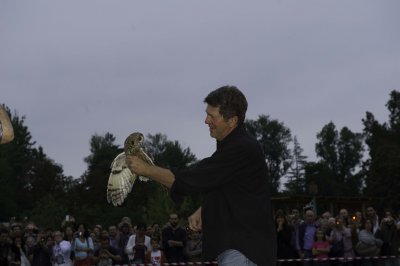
[1,0,399,178]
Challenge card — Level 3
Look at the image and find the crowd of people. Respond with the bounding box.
[0,213,202,266]
[2,205,400,266]
[276,205,400,266]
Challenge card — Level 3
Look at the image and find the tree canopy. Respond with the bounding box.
[1,90,399,227]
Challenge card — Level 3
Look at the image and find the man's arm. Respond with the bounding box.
[0,105,14,144]
[125,155,175,188]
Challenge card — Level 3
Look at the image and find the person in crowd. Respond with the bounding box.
[126,86,276,266]
[312,229,330,266]
[107,225,119,251]
[92,225,102,254]
[145,237,167,266]
[116,220,131,265]
[318,211,332,235]
[366,206,380,235]
[125,223,151,265]
[375,210,400,266]
[298,209,318,266]
[92,235,121,266]
[289,208,305,266]
[62,225,75,244]
[161,214,187,263]
[10,224,23,239]
[275,210,296,265]
[9,235,29,266]
[328,216,355,266]
[150,223,162,246]
[355,219,382,266]
[339,209,350,228]
[52,230,72,266]
[145,225,153,238]
[0,227,12,265]
[0,105,14,144]
[27,231,52,266]
[72,223,94,266]
[185,229,203,263]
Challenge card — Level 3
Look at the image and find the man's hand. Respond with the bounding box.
[188,207,202,232]
[126,155,150,176]
[126,155,175,188]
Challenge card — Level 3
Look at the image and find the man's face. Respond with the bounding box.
[339,209,348,218]
[204,105,236,141]
[291,209,300,219]
[366,207,375,218]
[108,226,117,237]
[169,215,179,227]
[305,210,314,223]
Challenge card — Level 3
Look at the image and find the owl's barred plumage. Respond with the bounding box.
[107,132,154,206]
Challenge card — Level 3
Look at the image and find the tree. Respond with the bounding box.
[244,115,292,194]
[0,107,73,224]
[313,122,364,196]
[362,90,400,209]
[284,136,307,195]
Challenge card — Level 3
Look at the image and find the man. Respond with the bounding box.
[161,214,187,263]
[0,105,14,144]
[375,210,400,266]
[297,209,318,266]
[339,208,349,227]
[107,225,119,251]
[0,228,11,265]
[126,86,276,265]
[93,235,121,266]
[28,232,52,266]
[366,205,380,234]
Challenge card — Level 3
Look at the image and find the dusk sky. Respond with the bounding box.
[1,0,399,178]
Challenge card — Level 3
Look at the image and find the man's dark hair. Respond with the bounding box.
[204,85,248,125]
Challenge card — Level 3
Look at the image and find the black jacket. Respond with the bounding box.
[171,125,276,266]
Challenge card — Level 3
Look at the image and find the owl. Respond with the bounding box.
[107,132,154,206]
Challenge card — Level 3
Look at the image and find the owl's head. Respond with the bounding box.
[124,132,144,155]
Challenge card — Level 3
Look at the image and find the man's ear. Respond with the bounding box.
[228,116,239,128]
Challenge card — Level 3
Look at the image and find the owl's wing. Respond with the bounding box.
[107,152,137,206]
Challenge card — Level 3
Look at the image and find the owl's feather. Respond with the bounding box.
[107,132,153,206]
